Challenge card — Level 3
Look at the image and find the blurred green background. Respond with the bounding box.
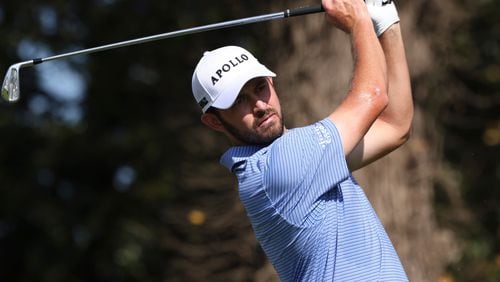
[0,0,498,281]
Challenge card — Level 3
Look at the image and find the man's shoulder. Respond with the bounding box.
[220,145,265,172]
[269,118,339,155]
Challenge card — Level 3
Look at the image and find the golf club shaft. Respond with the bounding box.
[2,4,323,103]
[32,5,324,65]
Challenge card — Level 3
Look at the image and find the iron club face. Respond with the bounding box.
[1,61,33,103]
[2,64,21,103]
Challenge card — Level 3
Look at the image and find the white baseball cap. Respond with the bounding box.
[192,46,276,113]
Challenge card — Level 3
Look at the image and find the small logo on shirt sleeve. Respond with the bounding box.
[314,123,332,148]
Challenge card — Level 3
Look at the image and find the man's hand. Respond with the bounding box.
[365,0,400,36]
[322,0,372,34]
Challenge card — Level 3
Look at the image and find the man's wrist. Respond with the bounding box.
[378,22,400,39]
[351,17,380,41]
[365,0,400,37]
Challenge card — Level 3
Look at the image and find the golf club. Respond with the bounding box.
[1,4,324,103]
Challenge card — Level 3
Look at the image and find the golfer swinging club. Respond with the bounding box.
[191,0,412,280]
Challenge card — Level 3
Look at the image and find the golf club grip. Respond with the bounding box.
[286,5,324,17]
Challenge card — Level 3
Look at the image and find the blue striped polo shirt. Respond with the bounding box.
[221,118,408,281]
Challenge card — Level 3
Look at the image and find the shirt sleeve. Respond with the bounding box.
[263,118,350,225]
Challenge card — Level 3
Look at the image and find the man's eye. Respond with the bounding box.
[234,96,246,105]
[257,84,266,93]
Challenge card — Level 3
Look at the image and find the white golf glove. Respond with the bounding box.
[365,0,400,37]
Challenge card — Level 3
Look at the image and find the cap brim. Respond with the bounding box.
[211,67,276,110]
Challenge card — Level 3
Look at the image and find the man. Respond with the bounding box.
[191,0,412,280]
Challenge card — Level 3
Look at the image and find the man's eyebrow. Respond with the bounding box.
[239,77,266,95]
[254,77,267,86]
[236,90,249,98]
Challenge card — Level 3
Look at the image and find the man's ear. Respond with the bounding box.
[201,112,225,132]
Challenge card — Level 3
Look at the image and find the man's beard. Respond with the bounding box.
[216,110,285,146]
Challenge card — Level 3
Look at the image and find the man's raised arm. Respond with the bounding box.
[346,1,413,171]
[323,0,389,156]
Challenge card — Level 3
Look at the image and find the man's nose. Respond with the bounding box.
[253,99,268,117]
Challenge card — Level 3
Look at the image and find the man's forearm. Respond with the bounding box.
[350,19,388,99]
[329,17,389,155]
[377,23,413,133]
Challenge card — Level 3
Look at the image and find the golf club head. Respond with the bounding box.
[2,63,22,103]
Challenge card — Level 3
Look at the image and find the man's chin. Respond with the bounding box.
[221,115,284,146]
[257,126,284,144]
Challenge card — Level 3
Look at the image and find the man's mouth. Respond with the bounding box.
[258,113,276,127]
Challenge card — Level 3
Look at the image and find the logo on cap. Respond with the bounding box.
[211,54,250,85]
[198,97,209,109]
